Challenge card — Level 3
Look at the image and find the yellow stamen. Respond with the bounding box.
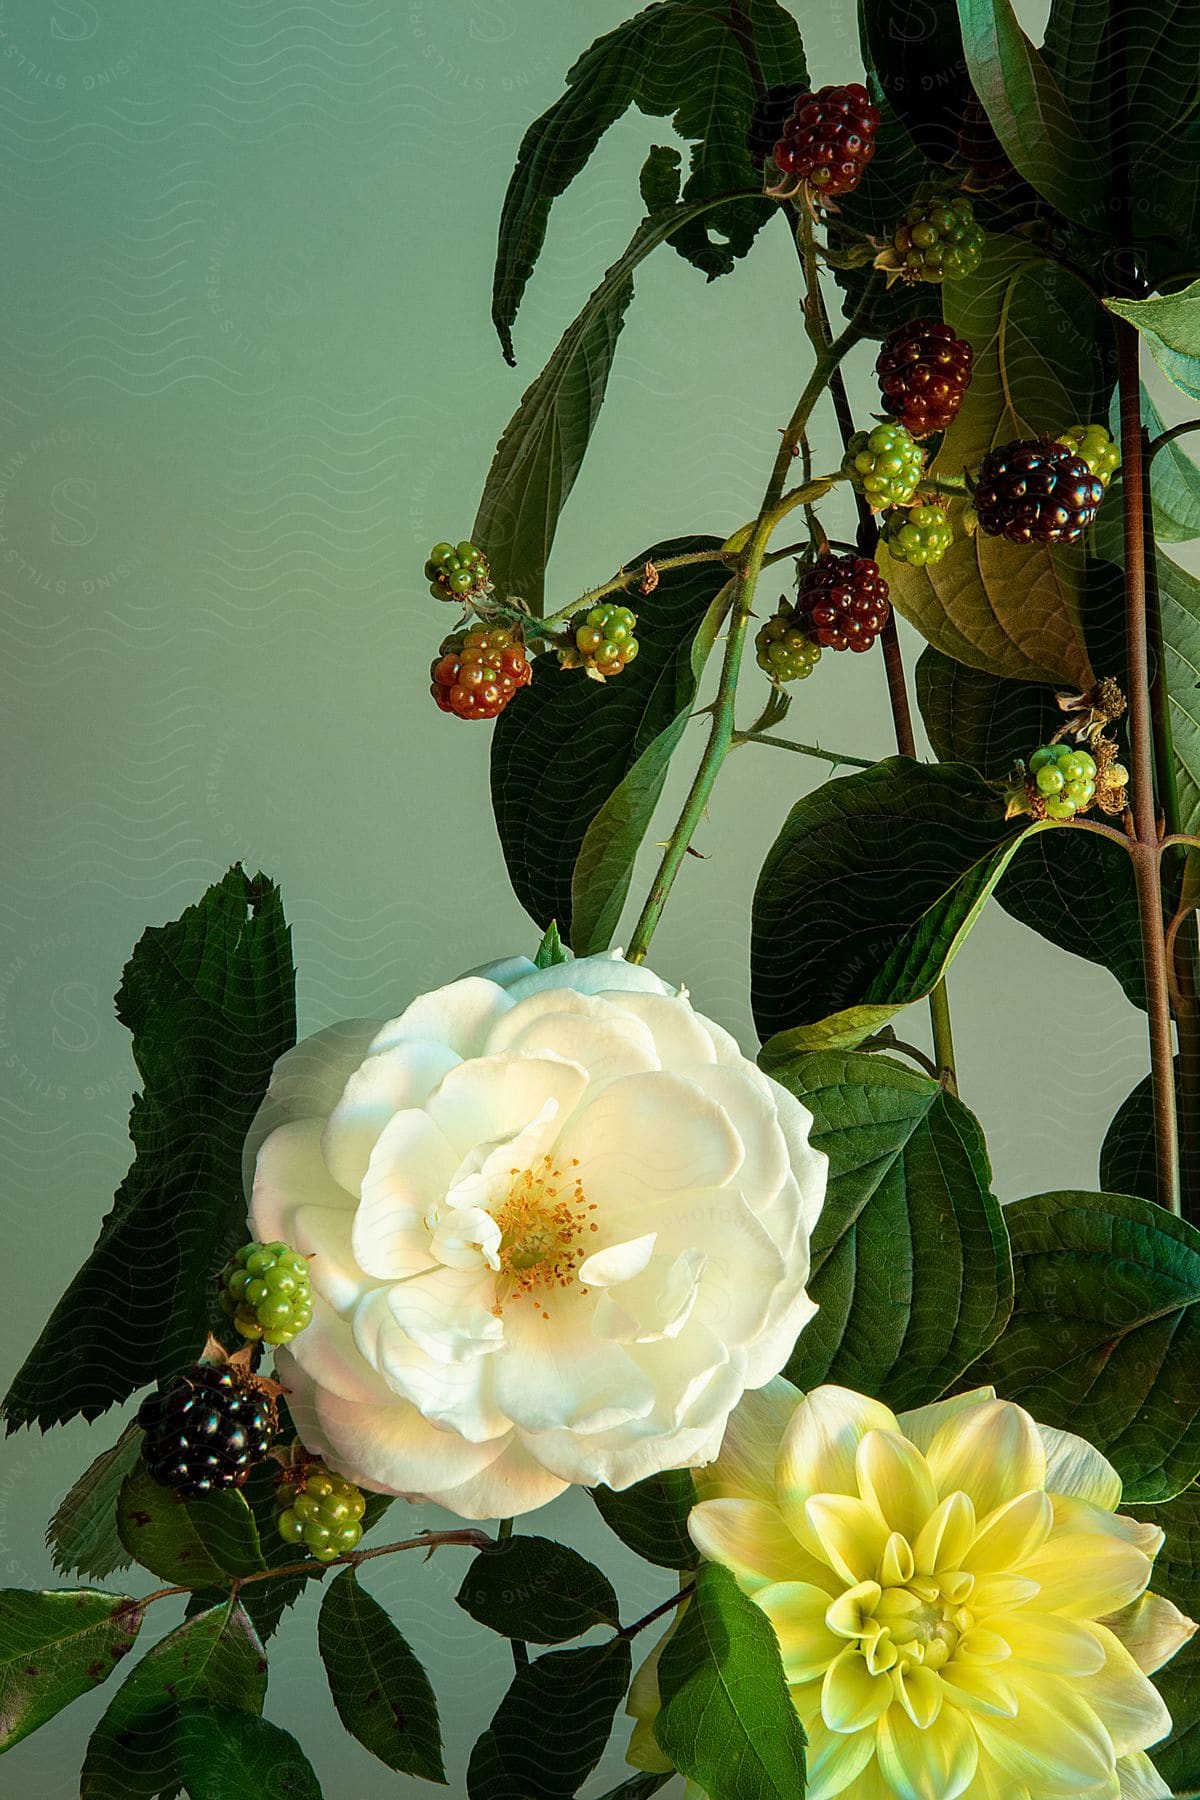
[491,1154,598,1319]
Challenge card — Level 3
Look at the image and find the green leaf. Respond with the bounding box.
[117,1461,266,1587]
[1158,550,1200,837]
[475,202,731,616]
[1106,284,1200,404]
[1116,387,1200,544]
[0,1589,143,1753]
[456,1536,620,1644]
[2,869,296,1431]
[955,0,1107,225]
[858,0,968,166]
[751,757,1041,1051]
[491,1,806,361]
[534,921,571,970]
[490,539,729,946]
[1123,1487,1200,1788]
[882,242,1111,688]
[655,1562,807,1799]
[594,1777,674,1800]
[467,1638,632,1800]
[81,1600,267,1799]
[318,1567,445,1783]
[176,1702,323,1799]
[765,1052,1012,1408]
[1100,1061,1184,1209]
[639,145,681,213]
[967,1190,1200,1502]
[916,647,1146,1009]
[46,1422,142,1582]
[590,1470,699,1572]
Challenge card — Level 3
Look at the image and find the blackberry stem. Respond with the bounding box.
[731,730,874,769]
[496,1517,530,1671]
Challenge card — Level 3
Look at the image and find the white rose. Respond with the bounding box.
[245,952,827,1519]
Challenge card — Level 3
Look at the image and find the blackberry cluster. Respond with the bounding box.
[137,1364,278,1500]
[844,422,925,510]
[882,504,954,568]
[431,627,532,720]
[746,82,807,168]
[889,195,985,284]
[427,540,490,602]
[876,319,974,439]
[569,602,639,678]
[1056,424,1120,489]
[276,1459,366,1564]
[755,601,822,683]
[974,439,1104,545]
[795,554,891,653]
[1028,743,1098,820]
[220,1241,313,1347]
[772,83,881,199]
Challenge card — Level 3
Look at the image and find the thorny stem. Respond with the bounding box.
[731,730,875,769]
[561,548,736,620]
[136,1528,493,1611]
[616,1581,697,1641]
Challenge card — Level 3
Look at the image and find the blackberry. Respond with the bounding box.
[220,1241,313,1347]
[755,601,822,683]
[795,553,891,653]
[1056,424,1120,490]
[746,82,808,168]
[772,83,881,200]
[426,540,490,602]
[430,627,532,720]
[974,438,1104,545]
[275,1458,366,1564]
[885,194,985,285]
[137,1363,278,1500]
[568,602,639,680]
[876,319,974,439]
[843,421,925,510]
[882,504,954,567]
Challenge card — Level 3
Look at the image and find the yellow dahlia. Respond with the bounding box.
[681,1381,1195,1800]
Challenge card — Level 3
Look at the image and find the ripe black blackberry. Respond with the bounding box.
[876,319,974,439]
[795,553,891,653]
[137,1361,279,1499]
[973,438,1104,545]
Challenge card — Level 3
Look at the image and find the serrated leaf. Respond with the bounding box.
[764,1052,1012,1408]
[117,1462,266,1587]
[883,242,1112,687]
[1123,1487,1200,1788]
[967,1191,1200,1502]
[490,539,729,945]
[639,145,681,213]
[955,0,1107,226]
[81,1600,266,1799]
[590,1470,699,1572]
[475,207,731,616]
[318,1568,444,1782]
[1106,284,1200,404]
[176,1702,323,1798]
[655,1562,807,1799]
[3,869,296,1431]
[1100,1061,1184,1209]
[915,646,1146,1009]
[1114,387,1200,544]
[0,1589,143,1753]
[46,1422,142,1582]
[491,1,806,361]
[456,1536,620,1644]
[858,0,968,166]
[750,757,1042,1051]
[467,1639,632,1800]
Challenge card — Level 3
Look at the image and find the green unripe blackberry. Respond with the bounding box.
[755,602,822,683]
[275,1459,366,1564]
[427,539,490,602]
[221,1241,314,1346]
[1056,424,1120,490]
[882,504,953,567]
[570,602,639,679]
[844,422,925,510]
[888,194,985,285]
[1029,742,1097,818]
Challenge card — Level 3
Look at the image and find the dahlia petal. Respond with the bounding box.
[1084,1623,1174,1756]
[322,1039,462,1194]
[778,1387,901,1516]
[803,1711,878,1797]
[353,1109,458,1280]
[896,1387,998,1456]
[753,1581,844,1683]
[1039,1422,1123,1511]
[425,1052,589,1157]
[925,1399,1046,1517]
[967,1489,1054,1573]
[913,1491,977,1576]
[688,1497,827,1591]
[940,1662,1018,1719]
[1116,1749,1174,1798]
[969,1574,1041,1613]
[369,975,515,1060]
[1023,1499,1156,1615]
[856,1430,939,1542]
[1104,1590,1197,1674]
[877,1699,979,1800]
[803,1494,892,1586]
[694,1374,803,1504]
[973,1675,1116,1790]
[992,1610,1106,1676]
[895,1663,943,1730]
[822,1646,893,1732]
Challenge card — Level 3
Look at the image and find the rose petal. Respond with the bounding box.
[566,1071,745,1206]
[425,1052,589,1159]
[486,989,661,1085]
[351,1288,508,1442]
[500,952,673,1005]
[242,1018,382,1193]
[322,1039,462,1195]
[382,1266,505,1365]
[352,1109,458,1280]
[369,976,515,1061]
[578,1233,658,1289]
[250,1117,356,1243]
[492,1300,655,1437]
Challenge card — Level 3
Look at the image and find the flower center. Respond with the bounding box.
[491,1154,598,1317]
[829,1571,975,1677]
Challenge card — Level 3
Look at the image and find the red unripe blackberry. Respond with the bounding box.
[973,439,1104,545]
[430,626,532,720]
[876,319,974,439]
[773,84,881,199]
[137,1364,278,1500]
[795,553,891,653]
[746,82,808,168]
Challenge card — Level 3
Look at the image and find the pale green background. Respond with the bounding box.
[0,0,1176,1794]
